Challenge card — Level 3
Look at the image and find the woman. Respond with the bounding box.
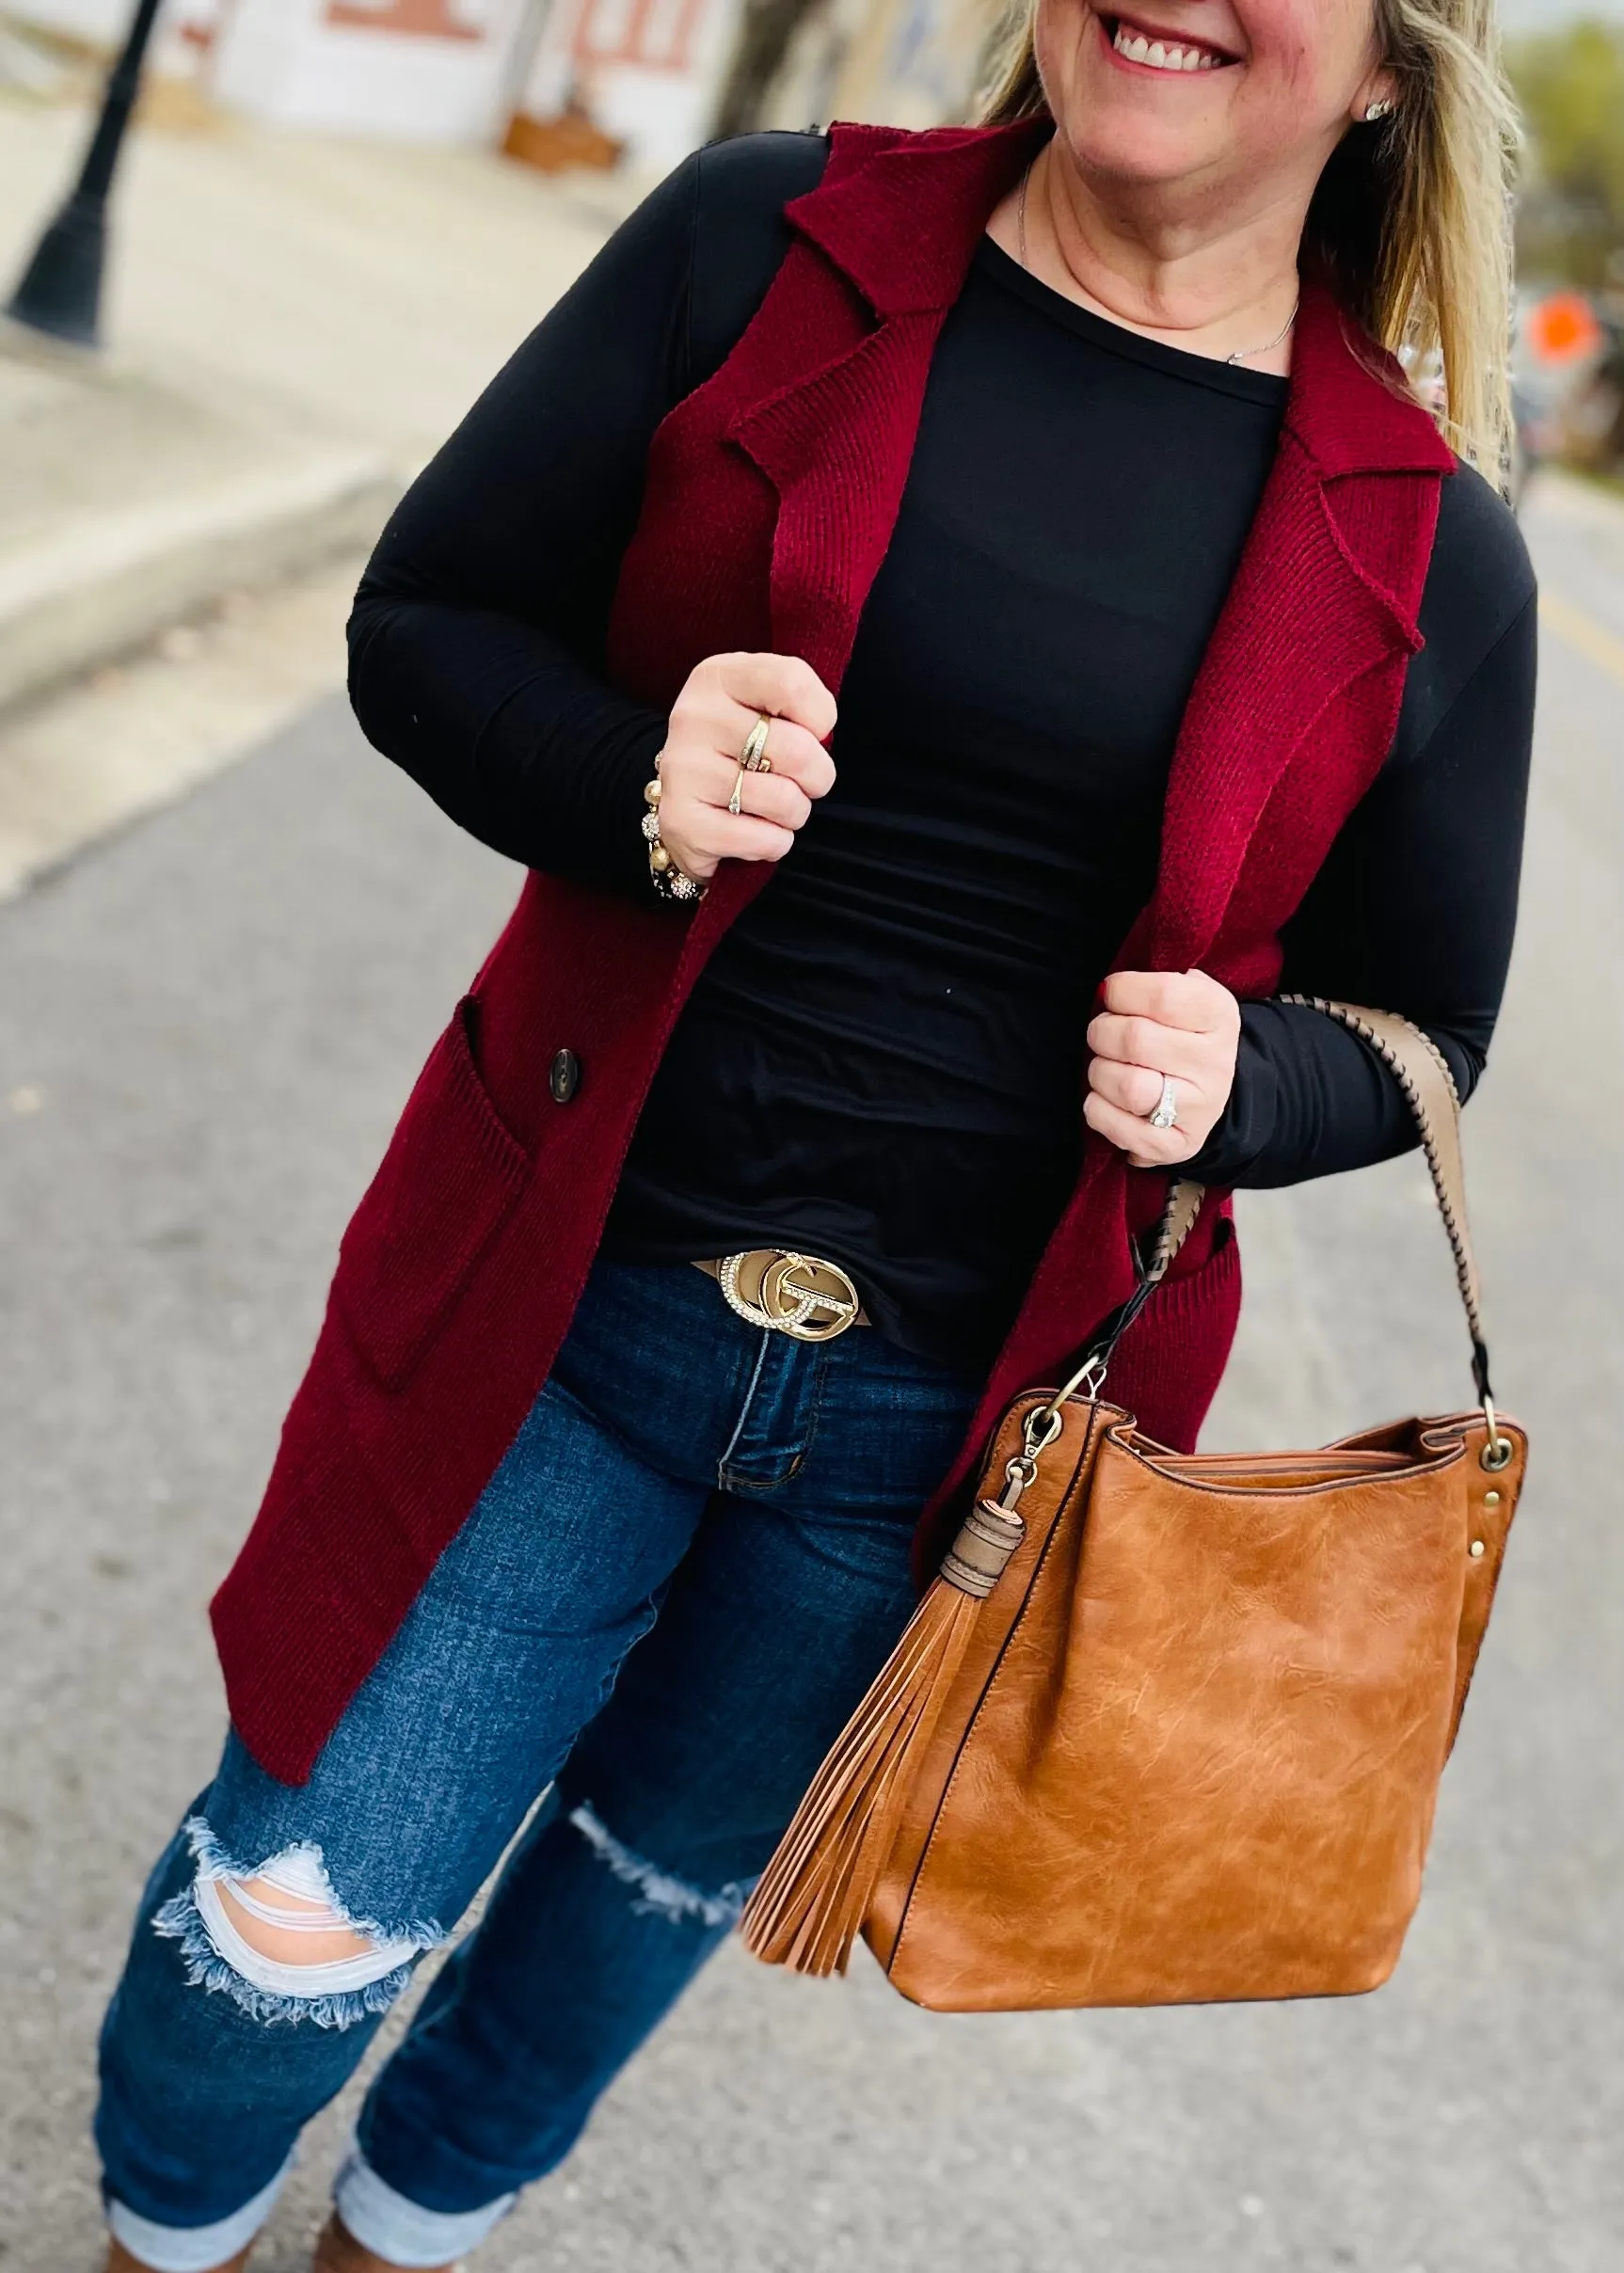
[98,3,1534,2267]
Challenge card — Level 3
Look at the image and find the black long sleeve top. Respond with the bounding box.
[348,131,1536,1371]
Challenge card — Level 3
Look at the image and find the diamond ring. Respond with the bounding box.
[1148,1075,1179,1131]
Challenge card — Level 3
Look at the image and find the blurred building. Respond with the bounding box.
[18,0,550,145]
[11,0,992,167]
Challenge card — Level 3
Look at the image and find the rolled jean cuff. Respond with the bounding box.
[106,2157,291,2271]
[334,2142,516,2267]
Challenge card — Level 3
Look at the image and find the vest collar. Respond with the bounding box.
[1284,282,1456,483]
[784,118,1047,319]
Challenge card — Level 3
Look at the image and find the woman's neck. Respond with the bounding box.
[995,138,1305,375]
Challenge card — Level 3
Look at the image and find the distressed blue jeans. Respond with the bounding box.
[96,1258,979,2269]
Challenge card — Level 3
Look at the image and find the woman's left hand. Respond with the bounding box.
[1085,971,1242,1168]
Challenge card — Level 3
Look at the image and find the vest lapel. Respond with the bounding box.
[725,119,1046,689]
[1123,284,1455,985]
[685,118,1047,949]
[727,310,945,689]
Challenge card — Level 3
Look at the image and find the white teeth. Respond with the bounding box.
[1112,22,1225,72]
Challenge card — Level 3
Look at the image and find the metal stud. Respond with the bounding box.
[1469,1539,1487,1560]
[1483,1489,1501,1507]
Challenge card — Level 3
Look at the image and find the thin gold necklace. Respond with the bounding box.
[1014,160,1298,368]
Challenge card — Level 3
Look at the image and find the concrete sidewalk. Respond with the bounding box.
[0,92,645,715]
[0,328,396,718]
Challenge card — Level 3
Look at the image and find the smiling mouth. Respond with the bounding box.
[1099,12,1242,72]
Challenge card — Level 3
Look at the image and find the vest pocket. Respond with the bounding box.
[334,996,530,1391]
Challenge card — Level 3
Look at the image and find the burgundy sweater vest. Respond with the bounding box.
[213,117,1453,1784]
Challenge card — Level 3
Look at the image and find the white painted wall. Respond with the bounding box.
[210,0,533,142]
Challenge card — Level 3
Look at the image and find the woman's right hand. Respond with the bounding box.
[655,652,837,883]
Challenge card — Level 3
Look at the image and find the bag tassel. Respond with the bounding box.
[740,1486,1032,1977]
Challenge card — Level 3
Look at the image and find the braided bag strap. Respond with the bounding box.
[1273,996,1503,1436]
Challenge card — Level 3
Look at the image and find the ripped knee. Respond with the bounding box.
[567,1800,752,1931]
[152,1817,442,2028]
[196,1850,417,1995]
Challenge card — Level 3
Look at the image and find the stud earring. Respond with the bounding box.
[1364,98,1394,121]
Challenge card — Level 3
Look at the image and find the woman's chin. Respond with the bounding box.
[1043,43,1237,187]
[1058,113,1232,190]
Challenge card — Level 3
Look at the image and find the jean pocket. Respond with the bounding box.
[334,996,530,1391]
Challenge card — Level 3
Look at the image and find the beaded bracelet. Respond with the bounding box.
[641,771,705,902]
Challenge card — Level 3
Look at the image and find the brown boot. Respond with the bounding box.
[311,2213,461,2272]
[105,2237,255,2272]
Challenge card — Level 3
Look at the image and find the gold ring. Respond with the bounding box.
[740,714,772,771]
[727,762,745,817]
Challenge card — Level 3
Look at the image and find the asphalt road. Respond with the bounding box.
[2,473,1621,2273]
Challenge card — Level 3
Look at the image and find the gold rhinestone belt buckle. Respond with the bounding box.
[717,1249,862,1343]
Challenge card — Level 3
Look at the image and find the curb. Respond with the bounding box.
[0,451,403,719]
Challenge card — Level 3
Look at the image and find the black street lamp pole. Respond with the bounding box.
[7,0,167,348]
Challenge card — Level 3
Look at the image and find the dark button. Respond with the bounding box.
[549,1048,581,1105]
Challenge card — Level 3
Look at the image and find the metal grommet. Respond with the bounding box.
[1480,1435,1514,1472]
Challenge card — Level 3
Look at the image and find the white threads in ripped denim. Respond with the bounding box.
[567,1800,752,1929]
[151,1816,444,2030]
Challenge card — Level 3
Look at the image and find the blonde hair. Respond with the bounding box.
[978,1,1521,476]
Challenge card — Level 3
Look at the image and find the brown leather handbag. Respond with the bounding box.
[741,1001,1527,2011]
